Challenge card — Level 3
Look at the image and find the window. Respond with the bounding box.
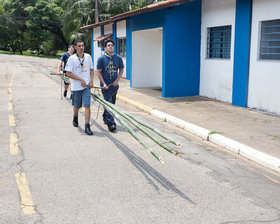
[117,38,126,57]
[97,40,104,48]
[259,19,280,60]
[207,25,231,59]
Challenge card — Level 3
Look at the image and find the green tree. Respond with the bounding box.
[25,0,68,49]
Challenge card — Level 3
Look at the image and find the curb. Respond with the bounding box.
[118,94,280,173]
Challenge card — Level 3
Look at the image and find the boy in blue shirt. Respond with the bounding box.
[97,39,124,132]
[57,45,74,98]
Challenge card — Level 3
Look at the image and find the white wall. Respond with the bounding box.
[117,20,126,78]
[200,0,236,103]
[93,27,102,70]
[117,20,126,38]
[104,23,112,34]
[132,28,162,88]
[248,0,280,115]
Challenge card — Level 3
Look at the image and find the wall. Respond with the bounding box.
[128,1,201,97]
[132,28,162,88]
[200,0,236,103]
[104,23,112,34]
[163,0,201,97]
[117,20,127,77]
[93,27,102,70]
[248,0,280,115]
[128,10,165,89]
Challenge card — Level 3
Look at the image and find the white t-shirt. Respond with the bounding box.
[65,53,94,91]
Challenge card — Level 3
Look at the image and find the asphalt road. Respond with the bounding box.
[1,54,280,224]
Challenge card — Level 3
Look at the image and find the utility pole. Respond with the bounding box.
[95,0,99,23]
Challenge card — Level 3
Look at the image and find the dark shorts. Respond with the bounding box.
[72,88,91,109]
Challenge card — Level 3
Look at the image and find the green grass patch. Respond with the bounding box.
[0,50,60,59]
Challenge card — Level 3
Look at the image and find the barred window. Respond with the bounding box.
[259,19,280,60]
[207,25,231,59]
[117,38,126,57]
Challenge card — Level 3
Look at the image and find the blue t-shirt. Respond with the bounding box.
[97,53,124,85]
[60,52,71,73]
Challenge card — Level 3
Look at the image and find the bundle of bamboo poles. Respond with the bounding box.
[53,72,182,163]
[91,93,182,163]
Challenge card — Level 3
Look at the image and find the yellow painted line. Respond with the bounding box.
[10,134,19,155]
[15,173,36,215]
[8,88,12,94]
[8,103,13,111]
[79,108,85,112]
[117,95,153,114]
[8,94,12,100]
[9,115,16,126]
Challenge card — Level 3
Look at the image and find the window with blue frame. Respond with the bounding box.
[207,25,231,59]
[259,19,280,60]
[117,38,126,57]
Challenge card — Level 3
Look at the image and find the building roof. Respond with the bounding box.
[80,0,193,30]
[94,33,112,41]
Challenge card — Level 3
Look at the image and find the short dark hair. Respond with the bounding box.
[68,45,74,49]
[104,39,115,47]
[74,40,84,46]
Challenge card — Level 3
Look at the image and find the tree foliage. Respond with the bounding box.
[0,0,163,55]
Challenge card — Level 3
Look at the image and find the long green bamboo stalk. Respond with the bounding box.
[124,112,182,147]
[95,97,163,163]
[92,93,181,157]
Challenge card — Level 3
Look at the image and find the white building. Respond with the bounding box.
[81,0,280,115]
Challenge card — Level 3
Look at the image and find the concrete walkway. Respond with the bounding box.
[116,78,280,173]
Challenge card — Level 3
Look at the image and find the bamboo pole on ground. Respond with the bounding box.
[92,93,181,157]
[95,97,163,163]
[124,112,182,147]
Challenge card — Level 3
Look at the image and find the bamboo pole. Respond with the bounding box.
[95,97,163,163]
[92,93,181,157]
[124,112,182,147]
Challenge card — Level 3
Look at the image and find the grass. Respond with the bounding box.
[0,50,60,59]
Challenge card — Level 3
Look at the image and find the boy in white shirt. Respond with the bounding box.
[65,40,94,135]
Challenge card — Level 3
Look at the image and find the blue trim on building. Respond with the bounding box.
[127,1,201,97]
[163,1,201,97]
[232,0,252,107]
[91,28,94,67]
[126,19,132,83]
[113,22,117,54]
[130,10,165,32]
[101,25,104,51]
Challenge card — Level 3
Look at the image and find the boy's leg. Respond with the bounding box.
[83,88,93,135]
[72,90,82,127]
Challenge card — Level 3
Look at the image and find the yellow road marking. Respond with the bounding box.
[9,115,16,126]
[15,173,36,215]
[8,103,13,111]
[8,88,12,94]
[8,94,12,100]
[10,134,19,155]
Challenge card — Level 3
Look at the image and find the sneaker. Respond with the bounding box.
[64,90,67,97]
[103,118,108,125]
[108,124,116,132]
[85,124,93,135]
[73,116,78,127]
